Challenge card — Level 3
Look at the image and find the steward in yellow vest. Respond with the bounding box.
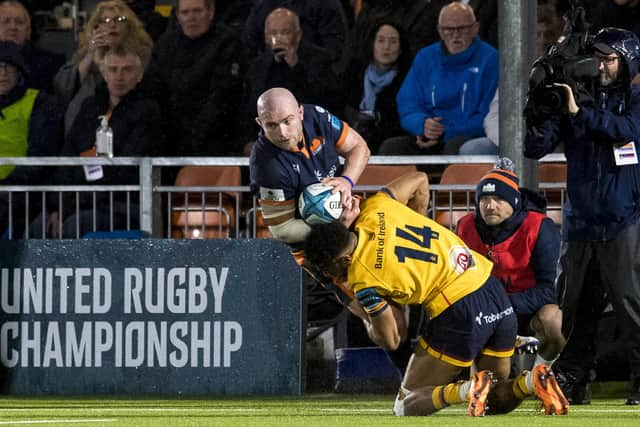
[0,41,63,237]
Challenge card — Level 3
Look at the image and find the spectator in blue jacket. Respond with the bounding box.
[382,1,498,156]
[524,27,640,406]
[457,158,564,371]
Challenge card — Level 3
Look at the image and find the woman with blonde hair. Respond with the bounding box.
[54,0,152,135]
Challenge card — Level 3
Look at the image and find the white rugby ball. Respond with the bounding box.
[298,183,343,224]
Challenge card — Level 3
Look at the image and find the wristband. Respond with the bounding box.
[341,175,355,188]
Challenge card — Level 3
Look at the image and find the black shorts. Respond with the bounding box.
[419,276,517,367]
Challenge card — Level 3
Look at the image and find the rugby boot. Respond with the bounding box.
[533,365,570,415]
[467,370,493,417]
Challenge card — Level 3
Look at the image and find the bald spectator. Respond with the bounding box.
[240,7,340,154]
[382,2,498,156]
[149,0,244,156]
[0,0,64,92]
[243,0,347,67]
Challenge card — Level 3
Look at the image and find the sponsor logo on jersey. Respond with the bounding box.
[310,137,324,156]
[315,105,327,114]
[330,114,342,131]
[259,187,286,201]
[448,246,472,274]
[469,66,480,73]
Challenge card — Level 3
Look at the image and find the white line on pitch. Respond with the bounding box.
[0,420,116,425]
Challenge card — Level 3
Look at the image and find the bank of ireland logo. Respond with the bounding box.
[475,312,483,325]
[449,246,472,273]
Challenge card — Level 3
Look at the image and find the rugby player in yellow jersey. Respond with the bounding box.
[304,172,569,416]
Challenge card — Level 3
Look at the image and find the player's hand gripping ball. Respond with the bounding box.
[299,183,343,224]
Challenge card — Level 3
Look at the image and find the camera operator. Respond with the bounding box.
[524,27,640,406]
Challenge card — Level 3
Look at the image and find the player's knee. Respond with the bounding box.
[533,305,566,350]
[533,305,563,334]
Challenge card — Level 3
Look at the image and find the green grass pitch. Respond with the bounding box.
[1,394,639,426]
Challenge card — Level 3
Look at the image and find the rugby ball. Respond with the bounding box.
[298,183,343,224]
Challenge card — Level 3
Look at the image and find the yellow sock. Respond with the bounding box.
[512,371,531,400]
[432,386,447,410]
[432,382,466,410]
[443,382,466,404]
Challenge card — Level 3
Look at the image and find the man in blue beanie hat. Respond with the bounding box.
[457,158,565,374]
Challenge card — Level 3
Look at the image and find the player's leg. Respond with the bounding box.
[395,276,513,417]
[475,354,521,414]
[472,279,522,415]
[530,304,565,366]
[394,344,493,416]
[476,353,569,415]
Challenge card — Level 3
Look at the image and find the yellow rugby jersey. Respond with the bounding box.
[349,192,493,319]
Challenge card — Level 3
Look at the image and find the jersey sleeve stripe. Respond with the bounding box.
[334,121,350,149]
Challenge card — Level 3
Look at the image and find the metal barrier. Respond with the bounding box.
[0,155,567,239]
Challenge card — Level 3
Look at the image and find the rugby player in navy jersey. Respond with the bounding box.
[249,87,370,248]
[248,87,422,369]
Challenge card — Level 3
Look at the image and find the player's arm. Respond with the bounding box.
[260,199,311,244]
[323,127,370,206]
[356,288,407,351]
[386,172,430,215]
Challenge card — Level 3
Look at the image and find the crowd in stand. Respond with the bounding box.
[0,0,638,221]
[2,0,635,166]
[1,0,637,232]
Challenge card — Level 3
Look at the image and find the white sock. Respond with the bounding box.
[525,370,535,394]
[459,379,472,401]
[393,385,410,416]
[533,354,558,368]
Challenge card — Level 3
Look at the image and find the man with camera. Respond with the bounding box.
[524,27,640,406]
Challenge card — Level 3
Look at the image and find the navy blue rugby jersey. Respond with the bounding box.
[249,104,349,206]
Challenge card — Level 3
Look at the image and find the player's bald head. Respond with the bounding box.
[256,87,299,118]
[255,88,304,151]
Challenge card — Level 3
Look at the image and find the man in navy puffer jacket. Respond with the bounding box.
[524,27,640,406]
